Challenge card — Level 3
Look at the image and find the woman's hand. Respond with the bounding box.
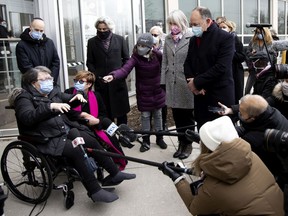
[69,94,87,103]
[218,102,233,115]
[102,75,114,83]
[50,103,71,113]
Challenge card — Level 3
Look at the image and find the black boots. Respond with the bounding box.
[173,142,192,159]
[140,136,150,152]
[179,144,192,159]
[156,135,167,149]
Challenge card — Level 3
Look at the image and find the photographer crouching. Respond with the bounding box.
[160,116,284,215]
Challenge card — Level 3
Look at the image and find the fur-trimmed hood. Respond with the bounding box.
[272,82,285,101]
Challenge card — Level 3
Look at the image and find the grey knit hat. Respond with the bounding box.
[137,33,154,48]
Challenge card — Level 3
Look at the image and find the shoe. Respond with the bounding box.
[156,136,167,149]
[102,171,136,186]
[173,142,183,158]
[179,144,192,159]
[91,189,119,203]
[140,136,150,152]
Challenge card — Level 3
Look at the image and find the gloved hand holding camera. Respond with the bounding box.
[160,161,184,183]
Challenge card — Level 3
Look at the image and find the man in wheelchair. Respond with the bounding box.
[13,66,136,203]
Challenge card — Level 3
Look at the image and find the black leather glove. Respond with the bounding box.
[160,161,182,181]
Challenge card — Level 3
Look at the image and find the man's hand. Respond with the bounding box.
[50,103,71,113]
[187,78,206,95]
[218,102,233,115]
[69,94,87,103]
[102,75,114,83]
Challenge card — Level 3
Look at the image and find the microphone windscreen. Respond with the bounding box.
[118,124,138,142]
[101,117,114,129]
[101,117,118,136]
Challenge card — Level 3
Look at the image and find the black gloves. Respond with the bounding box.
[160,161,182,182]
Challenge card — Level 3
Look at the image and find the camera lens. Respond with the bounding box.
[264,129,288,158]
[275,64,288,79]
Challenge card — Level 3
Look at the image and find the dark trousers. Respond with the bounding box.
[63,130,119,195]
[172,108,195,144]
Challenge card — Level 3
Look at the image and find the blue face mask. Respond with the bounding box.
[192,26,203,37]
[31,31,43,40]
[39,79,53,95]
[74,81,86,91]
[257,34,263,40]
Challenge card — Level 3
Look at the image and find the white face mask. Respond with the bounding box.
[221,27,229,32]
[282,82,288,96]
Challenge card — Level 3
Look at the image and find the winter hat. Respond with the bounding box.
[199,116,239,151]
[137,33,154,48]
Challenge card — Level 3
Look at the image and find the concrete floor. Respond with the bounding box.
[0,134,200,216]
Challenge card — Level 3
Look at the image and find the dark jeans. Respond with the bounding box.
[172,108,195,144]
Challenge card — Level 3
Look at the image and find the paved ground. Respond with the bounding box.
[0,133,200,216]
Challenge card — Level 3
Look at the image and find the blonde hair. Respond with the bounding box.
[192,142,212,176]
[252,27,273,45]
[95,16,115,32]
[149,26,163,37]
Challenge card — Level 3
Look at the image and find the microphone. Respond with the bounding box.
[101,118,136,148]
[185,129,200,143]
[245,23,272,28]
[67,128,97,171]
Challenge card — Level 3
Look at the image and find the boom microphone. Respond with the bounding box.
[245,23,272,28]
[101,118,137,148]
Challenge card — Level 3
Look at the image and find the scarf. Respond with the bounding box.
[73,89,126,170]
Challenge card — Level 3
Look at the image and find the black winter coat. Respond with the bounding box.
[184,22,235,128]
[86,34,130,118]
[14,85,92,156]
[16,28,60,82]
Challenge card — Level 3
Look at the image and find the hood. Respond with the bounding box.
[199,138,252,184]
[20,28,48,44]
[272,82,285,102]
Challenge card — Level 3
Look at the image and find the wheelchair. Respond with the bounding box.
[0,133,103,209]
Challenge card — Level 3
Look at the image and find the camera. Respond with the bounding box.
[274,64,288,79]
[264,129,288,158]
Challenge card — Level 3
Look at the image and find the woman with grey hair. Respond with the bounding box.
[161,10,195,159]
[87,16,130,125]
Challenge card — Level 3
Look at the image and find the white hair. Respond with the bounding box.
[95,16,115,32]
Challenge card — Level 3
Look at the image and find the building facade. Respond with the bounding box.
[0,0,287,134]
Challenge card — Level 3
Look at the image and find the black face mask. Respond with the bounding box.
[97,30,111,40]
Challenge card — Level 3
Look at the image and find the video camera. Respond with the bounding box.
[246,23,288,79]
[264,129,288,158]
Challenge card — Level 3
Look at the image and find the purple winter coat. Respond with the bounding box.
[110,50,165,112]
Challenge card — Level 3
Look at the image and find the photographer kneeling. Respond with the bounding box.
[161,116,284,215]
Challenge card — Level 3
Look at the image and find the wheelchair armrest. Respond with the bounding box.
[18,135,49,144]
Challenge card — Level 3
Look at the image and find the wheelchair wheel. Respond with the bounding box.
[1,140,53,204]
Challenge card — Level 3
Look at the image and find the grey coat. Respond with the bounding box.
[161,31,194,109]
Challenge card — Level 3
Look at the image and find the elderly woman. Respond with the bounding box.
[161,116,284,215]
[161,10,195,159]
[14,66,135,203]
[86,16,130,125]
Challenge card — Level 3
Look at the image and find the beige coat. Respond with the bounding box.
[161,31,194,109]
[176,138,284,215]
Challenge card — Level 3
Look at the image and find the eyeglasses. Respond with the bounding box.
[151,34,159,37]
[73,79,86,84]
[38,77,53,82]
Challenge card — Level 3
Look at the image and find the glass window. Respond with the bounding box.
[144,0,165,32]
[259,0,270,23]
[223,0,241,34]
[200,0,221,19]
[279,0,286,34]
[243,0,258,34]
[178,0,197,22]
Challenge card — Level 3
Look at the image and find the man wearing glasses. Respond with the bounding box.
[86,16,130,125]
[16,17,60,84]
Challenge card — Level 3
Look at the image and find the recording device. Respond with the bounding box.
[185,129,200,143]
[101,118,136,148]
[246,23,272,28]
[67,128,97,171]
[264,128,288,158]
[207,106,225,113]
